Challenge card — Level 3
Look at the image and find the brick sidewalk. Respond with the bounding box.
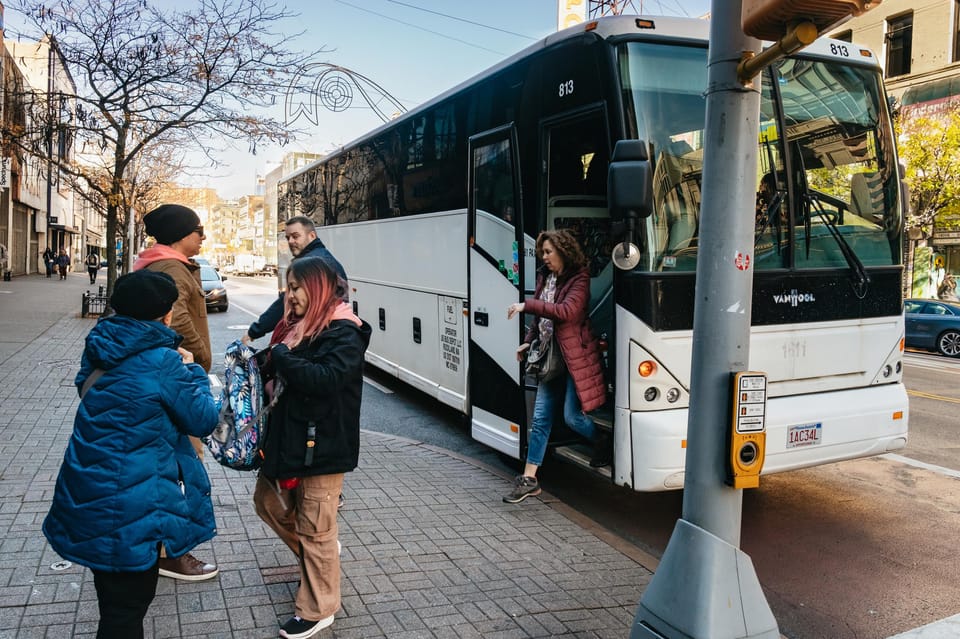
[0,277,654,638]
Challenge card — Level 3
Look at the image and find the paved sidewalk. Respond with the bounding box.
[0,273,654,638]
[3,273,951,639]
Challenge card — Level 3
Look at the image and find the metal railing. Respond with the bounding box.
[81,286,109,318]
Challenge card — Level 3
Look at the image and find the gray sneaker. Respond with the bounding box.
[503,475,541,503]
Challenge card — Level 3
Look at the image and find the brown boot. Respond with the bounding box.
[158,553,218,581]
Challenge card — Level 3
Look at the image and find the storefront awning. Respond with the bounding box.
[50,224,80,233]
[901,75,960,107]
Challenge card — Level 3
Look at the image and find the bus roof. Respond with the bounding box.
[280,15,879,185]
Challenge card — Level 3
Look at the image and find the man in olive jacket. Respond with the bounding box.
[133,203,217,582]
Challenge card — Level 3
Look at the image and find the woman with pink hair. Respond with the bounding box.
[253,257,371,639]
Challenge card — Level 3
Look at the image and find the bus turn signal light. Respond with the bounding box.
[638,360,657,377]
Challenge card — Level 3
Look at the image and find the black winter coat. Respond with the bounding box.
[260,319,372,479]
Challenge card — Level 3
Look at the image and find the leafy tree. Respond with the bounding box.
[897,110,960,238]
[3,0,327,293]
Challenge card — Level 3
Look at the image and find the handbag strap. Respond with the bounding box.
[79,368,106,399]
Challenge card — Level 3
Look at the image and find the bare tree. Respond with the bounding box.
[3,0,328,293]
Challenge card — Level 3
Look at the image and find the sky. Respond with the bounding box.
[4,0,712,200]
[195,0,712,198]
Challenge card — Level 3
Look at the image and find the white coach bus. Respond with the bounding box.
[277,16,908,491]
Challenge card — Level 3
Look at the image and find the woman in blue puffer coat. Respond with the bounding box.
[43,270,219,639]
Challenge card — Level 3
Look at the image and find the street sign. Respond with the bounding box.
[0,157,10,190]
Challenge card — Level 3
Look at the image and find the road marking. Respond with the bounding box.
[906,389,960,404]
[208,374,222,388]
[228,301,261,319]
[904,352,960,372]
[881,453,960,480]
[363,376,393,394]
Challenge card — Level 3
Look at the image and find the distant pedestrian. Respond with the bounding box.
[43,247,56,278]
[254,257,370,638]
[0,242,8,275]
[56,249,70,280]
[43,270,219,639]
[86,251,101,284]
[938,274,959,302]
[134,203,219,581]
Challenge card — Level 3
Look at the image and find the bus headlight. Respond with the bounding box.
[644,387,659,402]
[882,364,892,378]
[666,388,680,403]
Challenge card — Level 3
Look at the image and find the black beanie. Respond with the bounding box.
[143,204,201,245]
[110,270,179,320]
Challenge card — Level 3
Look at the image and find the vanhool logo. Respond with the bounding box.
[773,290,816,307]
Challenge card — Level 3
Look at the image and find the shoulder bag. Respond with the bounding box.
[525,336,566,382]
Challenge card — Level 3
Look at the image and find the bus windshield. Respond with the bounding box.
[618,41,901,273]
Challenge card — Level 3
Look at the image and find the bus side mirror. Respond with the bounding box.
[607,139,653,221]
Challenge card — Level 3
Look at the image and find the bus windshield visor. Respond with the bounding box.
[618,42,902,273]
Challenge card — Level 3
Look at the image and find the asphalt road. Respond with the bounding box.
[212,276,960,639]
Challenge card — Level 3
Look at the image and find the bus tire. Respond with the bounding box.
[937,330,960,357]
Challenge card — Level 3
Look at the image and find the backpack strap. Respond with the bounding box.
[79,368,106,399]
[240,378,283,433]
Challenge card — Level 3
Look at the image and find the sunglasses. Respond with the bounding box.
[194,226,205,236]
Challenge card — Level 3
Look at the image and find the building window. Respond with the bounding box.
[886,13,913,77]
[955,0,960,61]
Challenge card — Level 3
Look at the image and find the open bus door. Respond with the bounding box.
[467,126,529,459]
[538,109,616,472]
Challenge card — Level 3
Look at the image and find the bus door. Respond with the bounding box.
[468,126,528,458]
[538,108,615,464]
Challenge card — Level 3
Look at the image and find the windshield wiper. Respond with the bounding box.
[806,191,870,297]
[793,147,869,297]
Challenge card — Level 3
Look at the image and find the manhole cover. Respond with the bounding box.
[51,560,72,571]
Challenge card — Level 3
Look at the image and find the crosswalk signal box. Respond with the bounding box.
[728,372,767,489]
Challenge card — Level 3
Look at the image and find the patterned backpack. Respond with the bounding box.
[203,340,275,471]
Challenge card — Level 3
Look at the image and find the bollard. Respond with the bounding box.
[81,292,89,318]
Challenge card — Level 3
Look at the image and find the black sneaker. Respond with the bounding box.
[279,614,335,638]
[503,475,541,503]
[590,433,613,468]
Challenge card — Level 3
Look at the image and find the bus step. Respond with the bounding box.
[553,444,612,479]
[590,408,613,432]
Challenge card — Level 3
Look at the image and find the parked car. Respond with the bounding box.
[192,256,218,270]
[200,265,228,312]
[904,298,960,357]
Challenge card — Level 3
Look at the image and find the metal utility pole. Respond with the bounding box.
[588,0,643,18]
[630,2,778,637]
[45,37,55,250]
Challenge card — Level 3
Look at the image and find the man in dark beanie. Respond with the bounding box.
[133,204,218,582]
[44,269,218,638]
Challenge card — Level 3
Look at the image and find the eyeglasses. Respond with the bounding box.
[194,226,205,236]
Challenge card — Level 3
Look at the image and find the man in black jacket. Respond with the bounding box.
[242,216,348,345]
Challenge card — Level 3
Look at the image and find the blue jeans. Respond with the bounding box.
[526,373,595,467]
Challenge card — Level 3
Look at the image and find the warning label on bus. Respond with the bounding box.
[440,296,463,373]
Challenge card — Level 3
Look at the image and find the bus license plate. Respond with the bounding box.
[787,422,822,448]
